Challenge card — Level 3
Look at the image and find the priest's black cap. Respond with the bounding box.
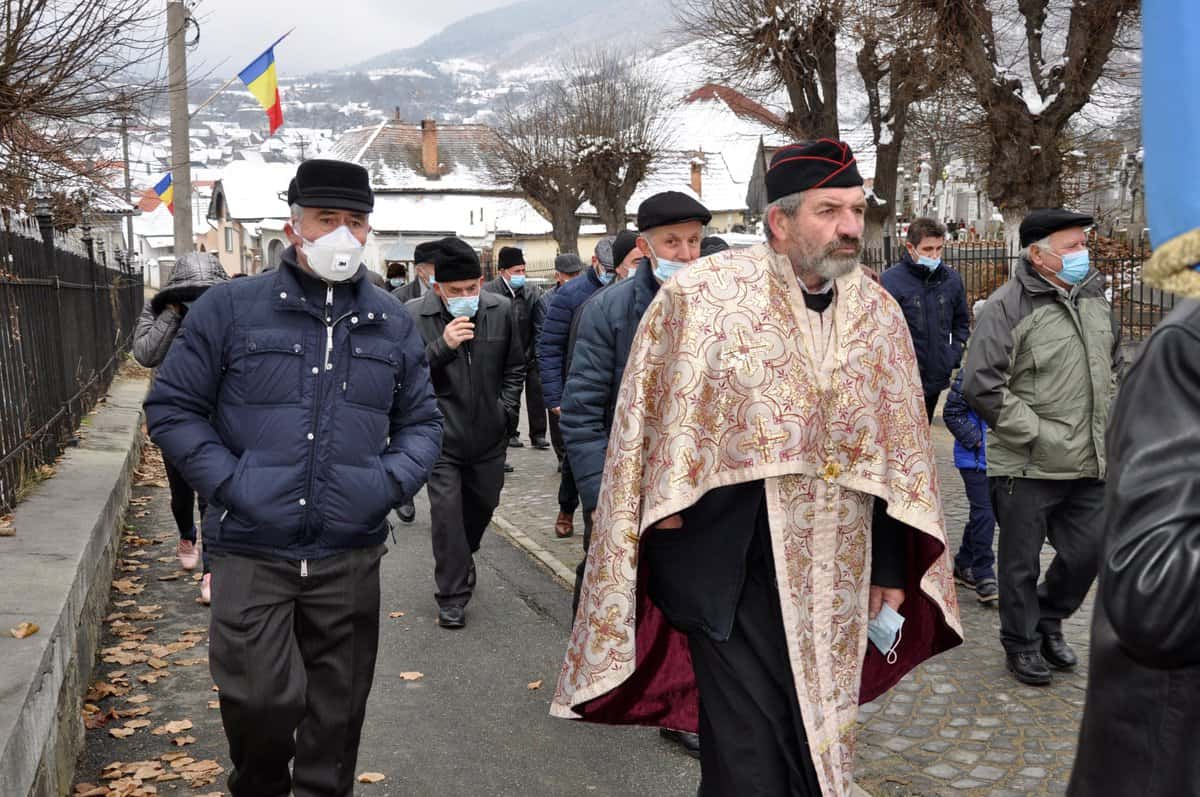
[497,246,525,270]
[1019,208,1094,247]
[428,237,481,283]
[766,139,863,202]
[636,191,712,232]
[287,159,374,213]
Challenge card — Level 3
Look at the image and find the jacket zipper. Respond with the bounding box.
[301,285,335,543]
[301,559,308,577]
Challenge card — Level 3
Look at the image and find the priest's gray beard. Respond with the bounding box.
[798,235,862,283]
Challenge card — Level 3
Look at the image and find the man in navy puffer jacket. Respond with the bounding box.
[881,217,970,421]
[144,159,442,797]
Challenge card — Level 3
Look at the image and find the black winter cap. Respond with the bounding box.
[428,237,481,282]
[1019,208,1094,247]
[554,253,585,274]
[287,159,374,213]
[413,241,438,265]
[497,246,525,270]
[611,230,640,268]
[636,191,712,232]
[701,236,730,257]
[766,139,863,202]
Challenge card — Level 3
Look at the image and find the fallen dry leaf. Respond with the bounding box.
[10,621,39,639]
[388,611,406,618]
[138,671,170,684]
[125,694,150,704]
[122,719,152,729]
[152,719,193,735]
[172,735,196,746]
[527,679,544,690]
[398,672,424,681]
[108,727,135,739]
[357,772,386,784]
[146,657,169,670]
[73,785,106,797]
[207,700,220,710]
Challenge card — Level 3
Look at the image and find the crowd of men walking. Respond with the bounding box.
[132,134,1197,795]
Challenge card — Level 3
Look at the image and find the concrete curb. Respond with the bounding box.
[491,513,575,589]
[0,376,148,797]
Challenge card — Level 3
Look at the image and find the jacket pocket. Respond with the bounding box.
[244,331,305,405]
[320,459,395,538]
[219,455,306,545]
[345,339,399,411]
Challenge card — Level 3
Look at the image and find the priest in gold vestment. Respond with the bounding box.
[551,140,963,797]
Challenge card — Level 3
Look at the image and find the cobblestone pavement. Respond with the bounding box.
[498,417,1092,797]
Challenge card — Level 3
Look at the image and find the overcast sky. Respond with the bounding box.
[184,0,513,78]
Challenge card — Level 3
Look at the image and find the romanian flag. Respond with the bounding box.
[154,173,174,214]
[238,33,287,136]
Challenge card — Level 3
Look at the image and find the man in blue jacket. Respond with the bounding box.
[881,217,970,421]
[144,159,443,797]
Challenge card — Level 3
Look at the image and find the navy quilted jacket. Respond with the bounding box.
[144,249,443,559]
[536,267,605,409]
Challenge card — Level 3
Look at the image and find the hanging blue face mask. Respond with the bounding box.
[654,257,687,283]
[598,269,615,285]
[917,255,941,271]
[445,295,479,319]
[388,277,405,288]
[509,274,526,289]
[867,604,905,664]
[1057,249,1090,285]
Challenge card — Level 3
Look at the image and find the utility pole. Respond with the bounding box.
[296,135,309,161]
[120,96,135,266]
[167,0,194,257]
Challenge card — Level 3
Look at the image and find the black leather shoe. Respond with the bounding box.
[531,438,550,450]
[1006,651,1051,685]
[659,728,701,759]
[508,435,524,448]
[504,462,514,473]
[397,500,416,524]
[437,606,466,629]
[1041,632,1078,669]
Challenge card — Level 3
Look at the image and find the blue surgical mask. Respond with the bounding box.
[509,274,526,289]
[653,257,687,283]
[598,270,614,285]
[867,604,905,664]
[445,295,479,319]
[917,255,941,271]
[388,277,405,288]
[1057,249,1090,285]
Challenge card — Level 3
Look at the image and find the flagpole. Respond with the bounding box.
[187,28,295,120]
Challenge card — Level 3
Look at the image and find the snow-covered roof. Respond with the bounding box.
[210,161,296,221]
[328,118,507,192]
[369,193,546,237]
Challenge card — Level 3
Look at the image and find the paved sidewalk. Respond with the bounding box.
[497,419,1093,797]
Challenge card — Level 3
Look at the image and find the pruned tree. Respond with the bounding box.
[0,0,165,207]
[677,0,843,138]
[494,89,588,254]
[566,52,673,234]
[916,0,1141,250]
[852,1,954,248]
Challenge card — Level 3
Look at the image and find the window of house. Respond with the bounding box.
[225,227,233,252]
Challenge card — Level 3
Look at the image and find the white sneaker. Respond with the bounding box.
[177,538,200,570]
[199,573,212,605]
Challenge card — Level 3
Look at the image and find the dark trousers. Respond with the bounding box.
[686,527,821,796]
[990,477,1104,653]
[511,354,548,442]
[428,456,506,608]
[955,468,996,581]
[548,413,580,514]
[208,546,385,797]
[924,391,940,422]
[164,456,207,539]
[571,508,594,617]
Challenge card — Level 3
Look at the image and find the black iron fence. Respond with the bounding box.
[863,235,1164,340]
[0,208,144,514]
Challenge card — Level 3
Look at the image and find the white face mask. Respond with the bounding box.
[297,224,365,283]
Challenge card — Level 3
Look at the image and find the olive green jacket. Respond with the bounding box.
[962,259,1121,480]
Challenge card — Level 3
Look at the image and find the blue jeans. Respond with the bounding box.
[955,468,996,581]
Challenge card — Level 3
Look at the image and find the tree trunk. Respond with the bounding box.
[866,137,903,257]
[1001,205,1027,265]
[550,201,581,255]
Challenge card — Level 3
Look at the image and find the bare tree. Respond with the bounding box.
[566,52,673,234]
[0,0,165,207]
[677,0,843,138]
[853,2,954,248]
[493,89,588,254]
[916,0,1140,249]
